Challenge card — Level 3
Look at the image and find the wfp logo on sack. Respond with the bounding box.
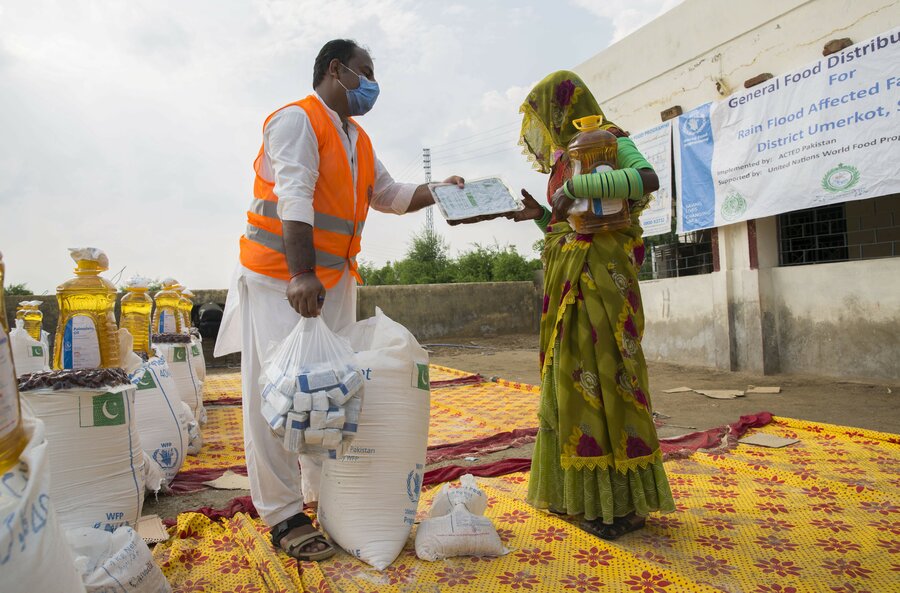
[79,392,127,427]
[173,347,187,363]
[407,469,422,504]
[153,443,180,469]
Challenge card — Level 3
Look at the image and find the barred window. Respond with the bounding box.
[777,195,899,267]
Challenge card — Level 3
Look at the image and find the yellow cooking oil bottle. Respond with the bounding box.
[178,288,195,333]
[53,248,120,369]
[23,300,43,341]
[565,115,630,233]
[15,301,28,325]
[0,251,28,472]
[153,278,183,335]
[120,276,154,356]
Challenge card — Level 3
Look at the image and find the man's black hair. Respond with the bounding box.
[313,39,361,87]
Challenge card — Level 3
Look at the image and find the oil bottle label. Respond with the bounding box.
[159,311,176,334]
[63,315,101,369]
[0,330,19,439]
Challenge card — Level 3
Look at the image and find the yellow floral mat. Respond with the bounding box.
[181,406,245,474]
[203,366,481,405]
[156,417,900,592]
[183,367,540,474]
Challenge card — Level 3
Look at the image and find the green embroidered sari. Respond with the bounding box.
[520,71,674,523]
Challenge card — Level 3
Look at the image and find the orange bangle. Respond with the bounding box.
[290,267,315,280]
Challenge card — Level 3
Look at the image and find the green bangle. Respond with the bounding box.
[563,180,577,200]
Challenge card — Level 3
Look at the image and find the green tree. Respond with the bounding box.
[4,283,32,296]
[394,227,453,284]
[452,244,495,283]
[492,248,541,281]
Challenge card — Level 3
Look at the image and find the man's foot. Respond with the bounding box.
[270,513,335,562]
[580,513,646,541]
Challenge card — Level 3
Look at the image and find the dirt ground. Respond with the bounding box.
[145,333,898,521]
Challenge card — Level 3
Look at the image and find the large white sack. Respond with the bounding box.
[67,526,171,593]
[190,333,207,382]
[10,325,49,377]
[21,377,145,532]
[0,416,87,593]
[129,356,188,485]
[317,309,430,570]
[155,340,205,424]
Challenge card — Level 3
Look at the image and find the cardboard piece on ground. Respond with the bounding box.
[662,386,694,393]
[137,514,169,544]
[203,470,251,490]
[696,389,745,399]
[747,385,782,394]
[740,433,800,448]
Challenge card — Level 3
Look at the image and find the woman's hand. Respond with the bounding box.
[551,183,573,221]
[505,189,545,222]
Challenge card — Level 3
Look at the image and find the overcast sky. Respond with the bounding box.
[0,0,681,292]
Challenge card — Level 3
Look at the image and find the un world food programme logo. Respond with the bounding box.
[720,191,748,221]
[680,115,709,138]
[822,164,860,193]
[79,391,127,427]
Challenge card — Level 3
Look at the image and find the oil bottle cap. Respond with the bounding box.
[125,276,151,290]
[162,277,182,290]
[181,289,194,298]
[28,300,42,309]
[68,247,109,271]
[572,115,605,131]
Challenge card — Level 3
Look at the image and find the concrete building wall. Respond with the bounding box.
[569,0,900,381]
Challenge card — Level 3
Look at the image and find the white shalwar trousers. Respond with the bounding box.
[215,265,356,527]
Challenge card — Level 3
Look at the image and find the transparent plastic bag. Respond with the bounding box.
[260,316,364,459]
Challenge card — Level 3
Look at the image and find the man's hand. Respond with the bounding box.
[505,189,545,222]
[287,273,325,317]
[443,175,465,188]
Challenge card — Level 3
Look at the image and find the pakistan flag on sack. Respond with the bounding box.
[80,391,127,427]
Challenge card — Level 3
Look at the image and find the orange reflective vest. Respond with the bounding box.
[239,95,374,288]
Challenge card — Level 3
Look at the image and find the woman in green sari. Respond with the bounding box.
[509,71,675,539]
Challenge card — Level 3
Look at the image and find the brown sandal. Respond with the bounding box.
[270,513,336,562]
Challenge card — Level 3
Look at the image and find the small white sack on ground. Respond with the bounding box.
[0,416,87,593]
[21,377,145,532]
[317,309,430,570]
[429,473,489,517]
[67,526,171,593]
[155,340,205,424]
[9,322,49,377]
[415,474,507,561]
[129,355,189,486]
[415,504,508,561]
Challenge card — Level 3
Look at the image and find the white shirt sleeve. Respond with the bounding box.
[370,156,419,214]
[264,107,319,225]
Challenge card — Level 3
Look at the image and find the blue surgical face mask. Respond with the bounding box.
[338,63,380,116]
